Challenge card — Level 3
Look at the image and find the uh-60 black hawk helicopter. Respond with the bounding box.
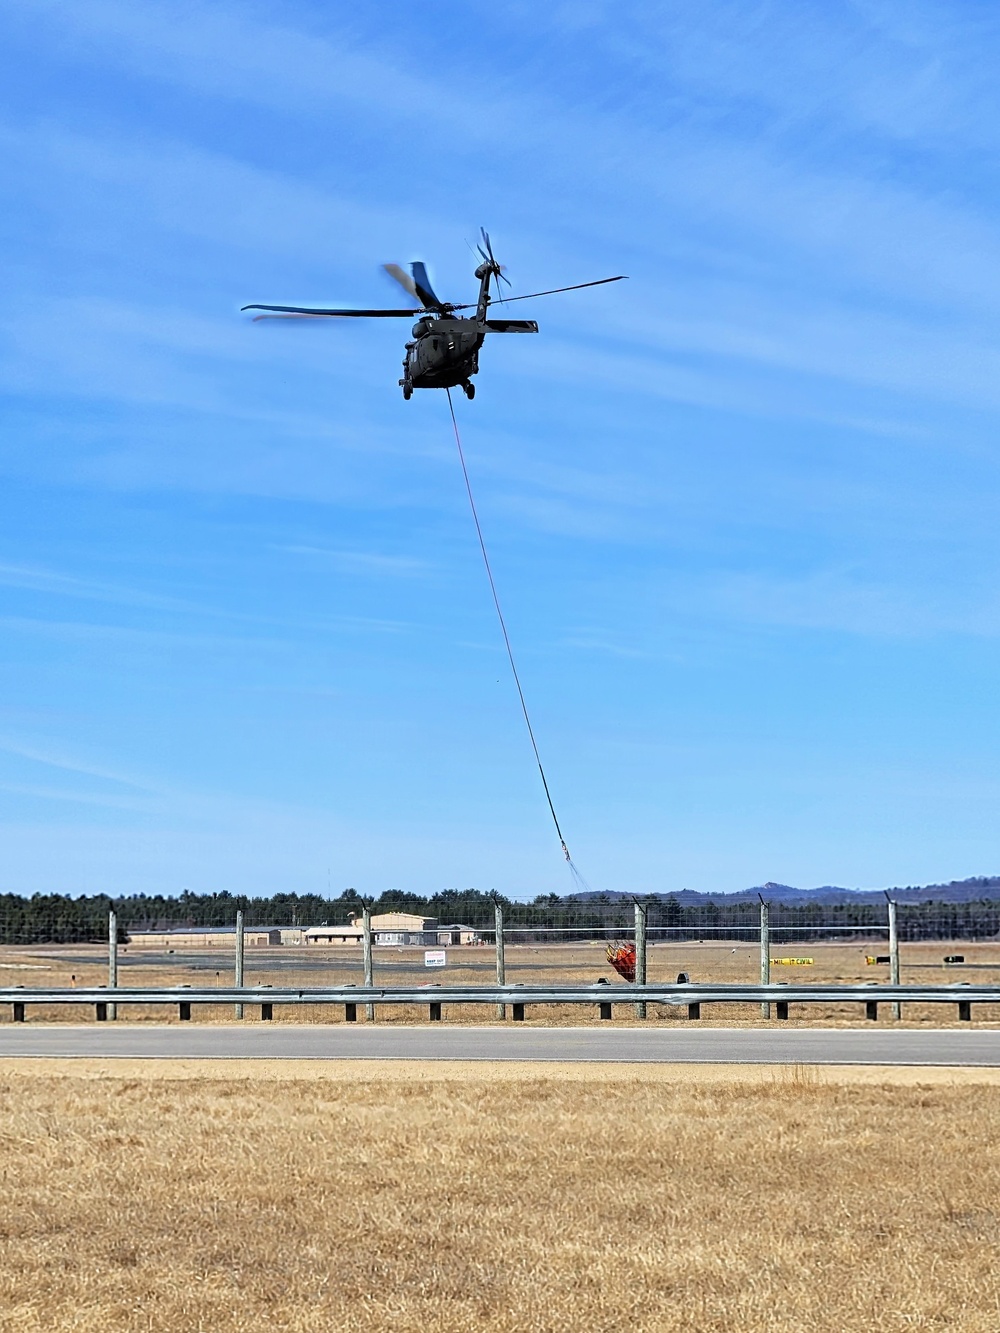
[242,230,625,400]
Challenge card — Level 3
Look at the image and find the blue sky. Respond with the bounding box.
[3,0,1000,899]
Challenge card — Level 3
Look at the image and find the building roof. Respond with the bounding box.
[130,925,286,935]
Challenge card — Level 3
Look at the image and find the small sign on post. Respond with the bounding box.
[424,949,447,968]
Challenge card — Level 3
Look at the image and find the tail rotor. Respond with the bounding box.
[477,228,511,302]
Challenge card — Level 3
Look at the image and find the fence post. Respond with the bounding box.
[886,893,901,1021]
[108,908,118,1022]
[493,897,506,1020]
[363,904,374,1021]
[759,895,770,1020]
[234,909,245,1020]
[634,901,647,1019]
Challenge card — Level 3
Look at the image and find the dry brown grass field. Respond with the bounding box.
[1,1059,999,1332]
[3,939,1000,1025]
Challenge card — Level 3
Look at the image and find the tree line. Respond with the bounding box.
[1,888,999,945]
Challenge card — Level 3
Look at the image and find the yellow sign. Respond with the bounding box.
[771,957,814,965]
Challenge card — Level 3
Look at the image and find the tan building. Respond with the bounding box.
[436,924,480,946]
[306,912,432,946]
[127,927,281,948]
[305,914,480,946]
[304,923,364,945]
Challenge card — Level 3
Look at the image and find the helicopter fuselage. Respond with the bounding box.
[403,317,485,394]
[400,316,539,398]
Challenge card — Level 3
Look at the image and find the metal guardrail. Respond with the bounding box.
[2,982,999,1023]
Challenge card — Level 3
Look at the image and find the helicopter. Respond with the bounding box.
[242,230,626,400]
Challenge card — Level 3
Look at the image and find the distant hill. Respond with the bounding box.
[567,876,1000,906]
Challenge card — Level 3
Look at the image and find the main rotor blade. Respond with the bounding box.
[382,263,419,300]
[491,275,627,304]
[409,261,445,311]
[449,274,627,312]
[248,312,350,324]
[242,303,422,318]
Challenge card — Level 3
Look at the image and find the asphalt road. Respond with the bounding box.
[0,1024,999,1063]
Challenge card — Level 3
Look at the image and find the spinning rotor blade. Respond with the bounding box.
[382,263,419,300]
[242,303,422,318]
[248,312,351,324]
[409,261,446,311]
[476,229,511,303]
[385,261,451,311]
[452,275,627,310]
[478,229,509,281]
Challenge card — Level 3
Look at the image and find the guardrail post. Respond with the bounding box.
[512,987,525,1022]
[886,894,901,1021]
[179,1001,191,1021]
[494,897,506,1020]
[775,986,789,1021]
[677,972,699,1019]
[96,985,108,1022]
[866,999,879,1021]
[429,1000,442,1021]
[13,986,25,1023]
[363,904,375,1022]
[759,895,770,1020]
[235,909,245,1020]
[261,1002,273,1021]
[959,1000,972,1022]
[108,908,118,1022]
[596,978,612,1020]
[634,901,647,1019]
[345,1002,357,1022]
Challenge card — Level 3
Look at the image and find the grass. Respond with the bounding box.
[1,1061,999,1331]
[2,939,1000,1026]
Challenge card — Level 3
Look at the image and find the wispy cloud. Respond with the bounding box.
[557,631,648,659]
[8,0,448,123]
[0,560,207,613]
[0,739,156,792]
[276,545,433,577]
[658,566,1000,640]
[0,781,157,812]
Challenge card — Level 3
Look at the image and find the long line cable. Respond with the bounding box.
[446,387,574,864]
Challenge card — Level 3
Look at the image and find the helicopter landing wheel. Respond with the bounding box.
[402,382,412,400]
[462,381,475,400]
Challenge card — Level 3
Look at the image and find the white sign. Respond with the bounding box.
[424,949,447,968]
